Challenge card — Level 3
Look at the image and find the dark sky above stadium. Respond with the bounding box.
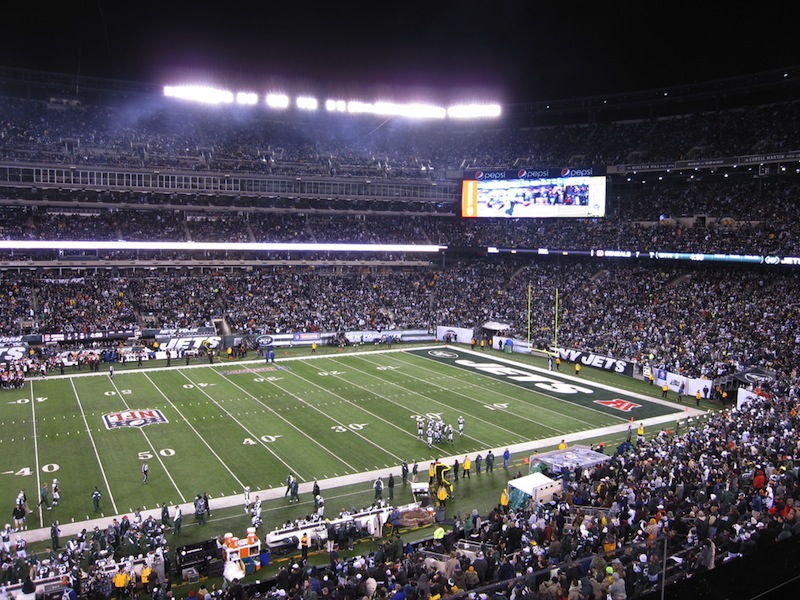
[3,2,799,104]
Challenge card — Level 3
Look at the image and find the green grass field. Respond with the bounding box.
[0,344,694,536]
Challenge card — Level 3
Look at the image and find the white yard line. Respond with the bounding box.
[108,377,186,503]
[68,377,119,514]
[175,369,302,476]
[143,372,246,489]
[207,366,363,476]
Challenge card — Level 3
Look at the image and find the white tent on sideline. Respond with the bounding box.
[506,472,563,510]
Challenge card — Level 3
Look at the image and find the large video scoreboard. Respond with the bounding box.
[461,167,606,218]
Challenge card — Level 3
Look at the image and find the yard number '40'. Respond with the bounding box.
[331,423,368,432]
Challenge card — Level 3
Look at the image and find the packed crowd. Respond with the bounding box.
[245,389,799,600]
[0,87,798,182]
[1,256,798,384]
[0,384,796,600]
[4,178,800,251]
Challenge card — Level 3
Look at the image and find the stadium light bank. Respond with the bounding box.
[163,85,501,120]
[0,240,446,253]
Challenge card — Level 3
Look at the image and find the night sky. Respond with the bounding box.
[3,2,799,104]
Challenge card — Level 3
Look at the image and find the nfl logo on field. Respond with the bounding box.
[103,409,168,429]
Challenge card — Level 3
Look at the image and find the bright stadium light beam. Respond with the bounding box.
[236,92,259,105]
[325,99,348,113]
[447,103,502,119]
[163,85,234,105]
[0,240,446,253]
[296,96,318,111]
[265,93,290,109]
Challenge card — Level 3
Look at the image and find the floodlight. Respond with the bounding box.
[447,104,502,119]
[236,92,258,105]
[265,93,290,109]
[163,86,234,105]
[296,96,318,111]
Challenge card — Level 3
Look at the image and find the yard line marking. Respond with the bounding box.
[108,378,186,503]
[143,372,246,490]
[202,368,362,475]
[69,378,118,515]
[293,356,495,448]
[386,351,608,430]
[329,353,519,442]
[29,382,44,527]
[175,370,305,477]
[228,364,403,466]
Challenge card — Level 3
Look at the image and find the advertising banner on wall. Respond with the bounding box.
[554,348,637,377]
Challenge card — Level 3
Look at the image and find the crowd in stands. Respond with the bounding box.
[1,91,798,180]
[1,258,797,384]
[4,388,795,600]
[245,388,800,600]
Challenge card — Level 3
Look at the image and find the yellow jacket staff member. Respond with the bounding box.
[437,485,448,506]
[462,456,472,479]
[113,567,131,595]
[500,488,509,512]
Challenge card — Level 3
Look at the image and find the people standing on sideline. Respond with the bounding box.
[38,484,51,510]
[462,455,472,479]
[173,505,182,534]
[548,355,554,371]
[575,363,581,376]
[92,487,102,513]
[50,521,60,549]
[662,383,669,398]
[289,479,300,503]
[475,453,483,474]
[387,474,395,500]
[503,448,510,470]
[401,460,409,485]
[500,489,509,513]
[285,473,295,497]
[300,532,310,560]
[243,486,251,513]
[412,461,418,482]
[486,450,495,472]
[373,477,384,500]
[194,494,206,524]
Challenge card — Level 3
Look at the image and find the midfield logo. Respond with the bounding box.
[103,409,168,429]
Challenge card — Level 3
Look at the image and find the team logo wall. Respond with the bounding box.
[103,409,168,429]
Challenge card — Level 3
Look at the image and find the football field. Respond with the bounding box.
[0,345,694,533]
